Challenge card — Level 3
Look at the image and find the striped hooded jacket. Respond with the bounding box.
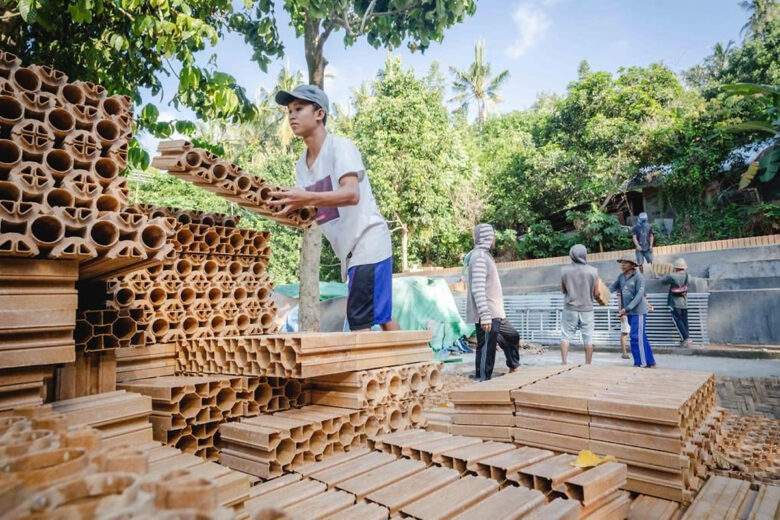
[465,224,506,325]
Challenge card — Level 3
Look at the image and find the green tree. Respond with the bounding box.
[238,0,477,331]
[449,40,510,123]
[351,56,477,270]
[739,0,779,38]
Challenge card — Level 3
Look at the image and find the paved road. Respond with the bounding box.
[448,350,780,379]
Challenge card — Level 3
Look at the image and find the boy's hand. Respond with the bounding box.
[270,188,312,215]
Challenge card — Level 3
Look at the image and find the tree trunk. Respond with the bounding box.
[298,17,329,332]
[400,222,409,272]
[478,99,487,124]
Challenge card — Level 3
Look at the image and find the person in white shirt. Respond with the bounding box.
[272,85,399,331]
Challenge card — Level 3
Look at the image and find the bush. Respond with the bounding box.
[516,221,570,259]
[567,206,633,253]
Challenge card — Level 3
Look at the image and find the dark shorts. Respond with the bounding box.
[346,257,393,330]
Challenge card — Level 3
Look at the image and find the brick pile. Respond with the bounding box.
[0,51,175,278]
[0,403,253,518]
[450,365,720,503]
[177,330,433,378]
[681,475,780,519]
[241,430,632,519]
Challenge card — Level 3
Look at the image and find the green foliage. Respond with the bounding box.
[566,206,632,253]
[350,56,477,269]
[516,221,570,260]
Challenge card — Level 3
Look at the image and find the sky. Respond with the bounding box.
[139,0,747,149]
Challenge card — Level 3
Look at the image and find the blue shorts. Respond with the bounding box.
[346,257,393,330]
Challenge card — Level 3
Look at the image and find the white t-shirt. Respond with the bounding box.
[295,133,392,278]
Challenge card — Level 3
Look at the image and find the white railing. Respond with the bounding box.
[454,293,710,347]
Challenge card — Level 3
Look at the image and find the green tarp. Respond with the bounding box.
[275,277,473,353]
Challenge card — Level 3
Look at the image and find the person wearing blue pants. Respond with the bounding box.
[610,255,656,368]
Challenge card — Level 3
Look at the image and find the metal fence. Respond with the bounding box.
[454,293,710,347]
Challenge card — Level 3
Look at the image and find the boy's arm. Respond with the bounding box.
[271,174,359,213]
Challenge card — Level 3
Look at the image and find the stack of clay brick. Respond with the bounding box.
[152,139,316,228]
[708,412,780,485]
[117,375,246,461]
[308,362,443,432]
[178,330,433,378]
[681,475,780,519]
[0,406,253,518]
[219,405,373,479]
[0,50,176,279]
[241,429,633,519]
[76,206,276,353]
[0,258,78,411]
[450,364,719,503]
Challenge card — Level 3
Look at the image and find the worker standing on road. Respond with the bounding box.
[465,223,520,381]
[610,255,656,368]
[559,244,602,365]
[632,212,654,275]
[660,258,692,348]
[271,85,399,332]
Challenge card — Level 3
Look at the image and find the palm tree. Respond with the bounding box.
[739,0,779,38]
[711,40,735,75]
[449,40,510,124]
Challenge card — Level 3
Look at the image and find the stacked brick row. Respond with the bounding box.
[240,430,634,519]
[0,404,252,518]
[177,330,433,378]
[449,365,720,503]
[118,375,246,461]
[219,405,374,479]
[75,207,277,355]
[151,140,316,228]
[308,362,443,432]
[0,50,174,279]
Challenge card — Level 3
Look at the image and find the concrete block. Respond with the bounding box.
[627,495,680,520]
[402,435,483,465]
[583,491,631,520]
[511,428,589,453]
[513,453,582,492]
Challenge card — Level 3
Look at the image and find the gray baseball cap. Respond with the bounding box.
[275,84,330,115]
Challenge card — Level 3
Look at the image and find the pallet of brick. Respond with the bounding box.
[118,374,242,460]
[0,53,178,281]
[681,475,780,519]
[115,343,176,382]
[0,258,77,368]
[219,405,365,479]
[178,330,433,378]
[708,412,780,484]
[449,365,575,442]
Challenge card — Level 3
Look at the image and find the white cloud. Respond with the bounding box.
[506,2,551,59]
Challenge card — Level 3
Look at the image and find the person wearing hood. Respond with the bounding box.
[632,212,654,275]
[465,223,520,381]
[660,258,692,347]
[560,244,601,365]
